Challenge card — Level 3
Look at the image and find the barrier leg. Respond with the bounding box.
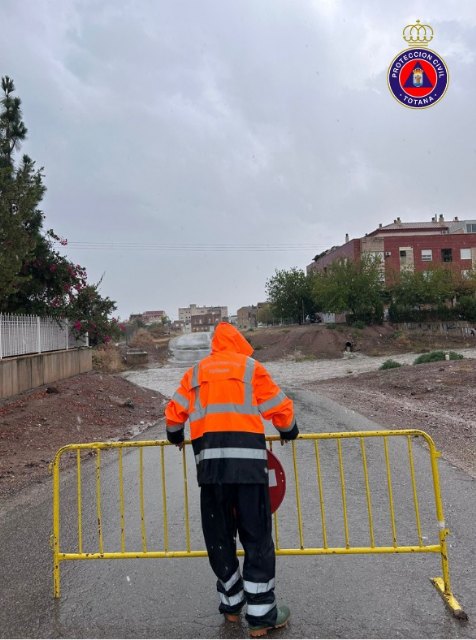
[431,531,467,620]
[427,442,467,620]
[52,456,61,598]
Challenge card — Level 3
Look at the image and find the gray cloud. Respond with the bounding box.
[1,0,475,318]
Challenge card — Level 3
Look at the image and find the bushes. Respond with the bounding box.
[379,359,402,370]
[457,296,476,322]
[92,345,126,373]
[128,328,155,348]
[377,351,463,372]
[346,307,384,326]
[388,302,476,323]
[413,351,464,365]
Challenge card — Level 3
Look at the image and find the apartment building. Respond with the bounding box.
[178,304,228,325]
[141,310,166,325]
[191,311,223,333]
[307,216,476,282]
[237,305,257,330]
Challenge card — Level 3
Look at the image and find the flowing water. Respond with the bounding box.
[168,331,212,366]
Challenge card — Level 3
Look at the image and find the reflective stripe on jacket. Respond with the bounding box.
[165,322,296,484]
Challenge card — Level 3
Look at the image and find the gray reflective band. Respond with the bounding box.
[190,402,259,421]
[172,391,189,411]
[195,448,267,464]
[258,390,286,413]
[243,357,255,409]
[192,364,203,418]
[220,568,241,592]
[244,357,255,384]
[275,418,296,433]
[246,599,276,617]
[244,578,275,594]
[191,364,200,389]
[219,590,245,607]
[166,424,184,433]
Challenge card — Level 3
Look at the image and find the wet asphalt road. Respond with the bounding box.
[1,385,475,639]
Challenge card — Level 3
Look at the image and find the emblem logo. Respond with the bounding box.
[387,19,449,108]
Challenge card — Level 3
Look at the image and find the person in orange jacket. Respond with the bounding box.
[165,321,298,637]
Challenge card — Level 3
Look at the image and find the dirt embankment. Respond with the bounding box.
[0,371,167,498]
[306,359,476,478]
[244,323,476,361]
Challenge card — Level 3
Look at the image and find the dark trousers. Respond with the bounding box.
[200,483,277,626]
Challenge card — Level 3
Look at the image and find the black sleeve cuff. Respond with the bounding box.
[281,421,299,441]
[167,427,185,444]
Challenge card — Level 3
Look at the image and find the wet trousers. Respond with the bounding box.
[200,483,277,627]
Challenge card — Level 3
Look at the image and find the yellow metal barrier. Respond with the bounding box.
[50,430,466,619]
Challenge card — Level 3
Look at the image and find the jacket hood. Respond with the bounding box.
[211,322,254,356]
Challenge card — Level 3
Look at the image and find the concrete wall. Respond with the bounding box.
[0,349,92,400]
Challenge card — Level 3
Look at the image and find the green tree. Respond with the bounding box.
[265,268,315,324]
[0,77,40,299]
[257,303,275,325]
[390,266,476,310]
[70,280,122,346]
[0,76,27,163]
[0,76,121,345]
[312,255,384,323]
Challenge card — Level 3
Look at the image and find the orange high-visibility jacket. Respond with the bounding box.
[165,322,297,484]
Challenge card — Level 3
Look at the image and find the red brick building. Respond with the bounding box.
[191,312,221,333]
[307,216,476,282]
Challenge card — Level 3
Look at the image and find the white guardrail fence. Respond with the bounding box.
[0,313,88,359]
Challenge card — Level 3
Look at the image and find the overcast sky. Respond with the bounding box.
[1,0,475,320]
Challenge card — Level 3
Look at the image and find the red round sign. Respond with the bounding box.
[267,449,286,513]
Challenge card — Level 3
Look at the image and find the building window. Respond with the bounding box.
[460,248,471,260]
[441,248,452,262]
[466,223,476,232]
[399,250,406,258]
[421,249,432,262]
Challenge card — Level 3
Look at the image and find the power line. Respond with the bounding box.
[53,240,330,253]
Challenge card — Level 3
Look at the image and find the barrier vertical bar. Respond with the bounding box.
[76,450,83,554]
[383,437,397,547]
[160,445,169,552]
[291,440,304,549]
[360,438,375,548]
[314,441,327,548]
[96,450,104,554]
[118,449,126,553]
[337,439,350,548]
[269,440,280,550]
[182,445,191,553]
[139,448,148,552]
[407,436,423,546]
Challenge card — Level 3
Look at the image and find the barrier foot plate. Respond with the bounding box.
[431,577,468,621]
